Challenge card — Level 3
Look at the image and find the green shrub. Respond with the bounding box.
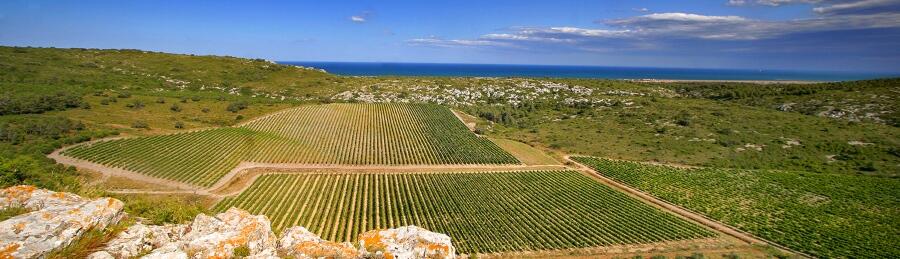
[126,100,145,109]
[227,101,248,113]
[131,121,149,129]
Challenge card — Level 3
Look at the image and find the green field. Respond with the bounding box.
[61,103,518,187]
[212,171,715,254]
[572,156,900,258]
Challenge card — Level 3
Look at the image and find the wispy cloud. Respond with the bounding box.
[727,0,900,15]
[407,0,900,51]
[350,11,372,23]
[406,37,513,48]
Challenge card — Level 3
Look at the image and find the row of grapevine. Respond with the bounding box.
[240,103,518,165]
[571,156,900,258]
[61,128,254,187]
[61,103,519,187]
[213,170,715,254]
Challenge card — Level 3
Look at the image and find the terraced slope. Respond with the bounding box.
[61,103,518,187]
[572,156,900,258]
[213,171,715,254]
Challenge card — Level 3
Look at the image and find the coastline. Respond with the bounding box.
[626,79,824,84]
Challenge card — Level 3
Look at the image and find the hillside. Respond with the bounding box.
[1,46,898,258]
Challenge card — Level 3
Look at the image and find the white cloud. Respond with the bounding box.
[813,0,900,14]
[350,15,366,23]
[728,0,900,15]
[635,13,747,22]
[407,37,512,48]
[729,0,822,6]
[408,9,900,51]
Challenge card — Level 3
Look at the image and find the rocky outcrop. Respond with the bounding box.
[0,186,455,259]
[91,210,454,258]
[91,211,455,259]
[359,226,455,259]
[88,223,187,258]
[90,208,278,258]
[0,185,125,258]
[277,226,359,258]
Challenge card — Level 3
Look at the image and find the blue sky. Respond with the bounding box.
[1,0,899,72]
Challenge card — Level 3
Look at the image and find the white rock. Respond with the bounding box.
[99,223,187,258]
[142,243,188,259]
[0,185,125,258]
[87,251,116,259]
[277,226,359,258]
[359,226,456,259]
[139,208,277,258]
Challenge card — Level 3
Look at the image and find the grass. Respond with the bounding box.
[490,95,899,177]
[489,138,561,165]
[0,207,30,221]
[46,220,133,259]
[573,156,900,258]
[55,93,293,136]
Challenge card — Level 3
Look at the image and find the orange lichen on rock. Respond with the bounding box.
[0,244,20,259]
[12,223,25,234]
[1,185,36,206]
[51,192,66,199]
[291,240,359,258]
[359,230,387,252]
[358,226,456,259]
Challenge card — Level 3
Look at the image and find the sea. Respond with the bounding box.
[279,62,895,82]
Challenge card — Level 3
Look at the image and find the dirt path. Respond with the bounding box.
[451,109,477,131]
[563,155,808,258]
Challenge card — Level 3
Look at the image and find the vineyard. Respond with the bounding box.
[571,156,900,258]
[60,103,518,187]
[213,170,715,254]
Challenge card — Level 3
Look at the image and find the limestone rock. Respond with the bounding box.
[181,208,277,258]
[277,226,359,258]
[0,185,85,210]
[358,226,455,259]
[0,185,125,258]
[142,243,188,259]
[129,208,277,258]
[97,222,187,258]
[86,251,115,259]
[0,186,456,259]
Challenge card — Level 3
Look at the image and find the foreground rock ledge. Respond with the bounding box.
[0,185,126,258]
[0,186,455,259]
